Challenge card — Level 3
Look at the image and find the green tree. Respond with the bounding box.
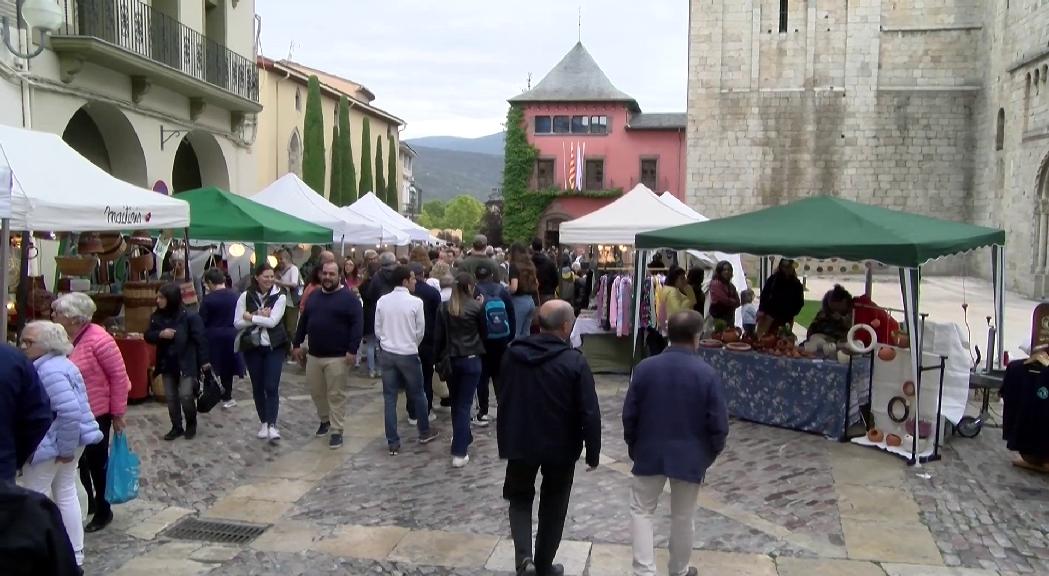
[302,75,326,194]
[338,96,357,203]
[418,200,446,229]
[442,195,485,238]
[359,117,373,195]
[328,125,341,205]
[375,136,387,207]
[387,134,398,209]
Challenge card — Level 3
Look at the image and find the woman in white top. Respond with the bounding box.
[275,249,302,343]
[234,263,288,441]
[429,261,454,301]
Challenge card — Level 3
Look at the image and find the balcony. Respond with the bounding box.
[49,0,261,114]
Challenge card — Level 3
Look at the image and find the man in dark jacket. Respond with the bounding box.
[0,343,52,483]
[407,262,441,423]
[531,239,560,306]
[459,234,504,283]
[0,482,79,575]
[361,251,398,379]
[757,258,805,337]
[623,310,729,576]
[474,264,515,426]
[497,301,601,576]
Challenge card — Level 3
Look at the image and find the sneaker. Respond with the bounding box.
[184,424,196,440]
[408,417,418,426]
[222,399,237,409]
[451,454,470,468]
[388,445,400,456]
[163,428,184,441]
[684,568,698,576]
[329,433,344,450]
[268,425,281,440]
[315,421,331,437]
[473,414,490,427]
[257,423,270,439]
[369,371,379,379]
[418,429,441,444]
[517,558,537,576]
[428,412,438,423]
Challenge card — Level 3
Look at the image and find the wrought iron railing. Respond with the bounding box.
[60,0,258,102]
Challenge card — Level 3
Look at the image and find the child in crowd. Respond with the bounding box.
[740,289,757,339]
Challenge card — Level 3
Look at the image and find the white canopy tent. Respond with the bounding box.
[0,124,190,231]
[658,192,748,294]
[343,192,431,244]
[251,174,401,245]
[558,184,696,245]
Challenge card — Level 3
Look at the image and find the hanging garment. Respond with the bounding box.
[617,276,633,337]
[610,276,623,330]
[639,276,653,330]
[596,274,609,325]
[1001,360,1049,458]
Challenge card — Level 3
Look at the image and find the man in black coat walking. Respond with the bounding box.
[407,262,441,422]
[497,300,601,576]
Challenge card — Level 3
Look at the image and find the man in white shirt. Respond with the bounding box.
[375,265,441,455]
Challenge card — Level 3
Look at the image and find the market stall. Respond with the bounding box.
[0,123,190,341]
[637,196,1006,462]
[342,192,432,244]
[250,173,398,246]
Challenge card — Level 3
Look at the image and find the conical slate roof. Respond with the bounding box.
[510,43,639,110]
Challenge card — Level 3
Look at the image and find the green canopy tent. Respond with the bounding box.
[176,186,332,244]
[635,196,1007,465]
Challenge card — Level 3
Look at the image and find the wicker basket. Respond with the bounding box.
[90,293,124,324]
[55,256,98,278]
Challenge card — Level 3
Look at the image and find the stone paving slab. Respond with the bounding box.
[126,505,194,540]
[485,538,592,574]
[110,541,215,576]
[881,564,1001,576]
[313,524,410,561]
[386,529,500,568]
[842,518,945,565]
[204,496,294,524]
[838,485,924,523]
[588,544,780,576]
[219,549,513,575]
[776,557,889,576]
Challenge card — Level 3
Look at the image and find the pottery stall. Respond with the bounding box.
[637,197,1007,464]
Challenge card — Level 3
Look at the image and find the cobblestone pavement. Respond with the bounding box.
[77,368,1048,576]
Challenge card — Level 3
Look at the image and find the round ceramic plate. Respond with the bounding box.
[725,342,752,352]
[699,339,724,348]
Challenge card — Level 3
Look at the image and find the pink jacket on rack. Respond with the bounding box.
[70,323,131,418]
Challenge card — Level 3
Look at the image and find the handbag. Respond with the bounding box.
[435,306,453,382]
[196,368,222,413]
[105,432,140,504]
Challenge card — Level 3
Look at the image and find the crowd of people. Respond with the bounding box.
[1,235,735,576]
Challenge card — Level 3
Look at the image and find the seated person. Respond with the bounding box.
[807,285,854,344]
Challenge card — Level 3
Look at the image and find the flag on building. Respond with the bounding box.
[567,142,577,191]
[575,142,586,191]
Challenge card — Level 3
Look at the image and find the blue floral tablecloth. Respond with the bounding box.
[696,348,871,439]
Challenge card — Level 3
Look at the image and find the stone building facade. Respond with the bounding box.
[687,0,1049,298]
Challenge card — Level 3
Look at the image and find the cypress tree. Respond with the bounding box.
[329,125,341,205]
[387,133,398,210]
[338,96,357,202]
[301,75,326,194]
[359,117,373,195]
[375,136,386,206]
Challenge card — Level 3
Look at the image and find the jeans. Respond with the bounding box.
[512,295,536,340]
[408,346,435,420]
[244,346,285,425]
[449,356,482,457]
[630,475,701,576]
[306,356,349,432]
[380,352,431,448]
[79,414,111,518]
[219,373,234,402]
[477,339,508,416]
[503,459,576,573]
[359,336,381,376]
[163,374,197,430]
[23,447,86,565]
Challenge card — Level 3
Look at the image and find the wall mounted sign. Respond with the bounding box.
[153,180,170,196]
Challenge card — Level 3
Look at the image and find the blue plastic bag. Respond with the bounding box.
[105,432,140,504]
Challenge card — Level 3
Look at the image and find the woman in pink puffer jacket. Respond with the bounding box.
[51,293,131,534]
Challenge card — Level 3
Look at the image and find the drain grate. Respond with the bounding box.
[1007,484,1049,502]
[163,517,269,545]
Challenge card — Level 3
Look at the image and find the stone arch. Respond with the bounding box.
[172,130,229,192]
[288,129,302,177]
[1033,151,1049,273]
[61,101,147,186]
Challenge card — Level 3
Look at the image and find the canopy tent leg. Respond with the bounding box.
[631,249,648,370]
[15,230,29,335]
[0,218,9,340]
[183,228,193,283]
[992,245,1006,368]
[899,267,923,467]
[759,256,769,291]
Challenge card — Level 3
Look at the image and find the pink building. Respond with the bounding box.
[509,43,686,244]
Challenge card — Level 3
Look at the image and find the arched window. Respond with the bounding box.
[996,108,1005,151]
[288,130,302,177]
[295,88,302,112]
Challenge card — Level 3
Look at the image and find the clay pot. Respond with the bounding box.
[893,332,911,348]
[867,428,884,443]
[885,434,903,447]
[721,328,742,344]
[878,347,897,362]
[905,418,933,439]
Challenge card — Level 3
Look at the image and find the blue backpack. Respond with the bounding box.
[483,297,511,340]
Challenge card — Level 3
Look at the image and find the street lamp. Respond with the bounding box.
[2,0,65,59]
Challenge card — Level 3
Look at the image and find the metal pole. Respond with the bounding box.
[0,218,9,341]
[15,230,29,335]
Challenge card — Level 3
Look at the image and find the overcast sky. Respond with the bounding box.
[255,0,689,140]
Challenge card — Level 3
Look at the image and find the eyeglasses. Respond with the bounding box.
[19,337,36,347]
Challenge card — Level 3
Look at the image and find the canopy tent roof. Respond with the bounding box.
[342,192,430,244]
[636,196,1005,268]
[251,174,394,245]
[558,184,697,245]
[0,123,189,231]
[176,186,331,244]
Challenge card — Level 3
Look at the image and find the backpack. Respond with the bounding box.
[558,268,576,301]
[483,297,511,340]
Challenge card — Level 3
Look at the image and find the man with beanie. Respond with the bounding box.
[497,301,601,576]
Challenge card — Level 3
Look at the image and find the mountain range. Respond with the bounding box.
[406,132,505,204]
